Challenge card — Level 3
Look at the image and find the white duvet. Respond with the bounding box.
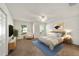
[39,33,64,50]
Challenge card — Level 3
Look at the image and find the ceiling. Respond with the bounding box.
[6,3,79,23]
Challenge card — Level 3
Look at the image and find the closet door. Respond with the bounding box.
[0,8,7,56]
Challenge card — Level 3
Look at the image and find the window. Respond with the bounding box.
[21,25,27,34]
[0,22,1,36]
[46,24,54,34]
[40,24,45,34]
[0,13,2,36]
[33,23,35,34]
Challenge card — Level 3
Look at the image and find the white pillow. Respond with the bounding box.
[47,33,60,40]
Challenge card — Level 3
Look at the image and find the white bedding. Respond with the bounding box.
[39,35,64,50]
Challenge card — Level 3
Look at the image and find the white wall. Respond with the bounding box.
[47,15,79,45]
[46,4,79,45]
[0,3,13,55]
[58,16,79,45]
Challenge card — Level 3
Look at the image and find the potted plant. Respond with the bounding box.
[8,29,18,51]
[13,29,18,39]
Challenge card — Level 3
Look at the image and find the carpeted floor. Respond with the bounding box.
[8,39,79,56]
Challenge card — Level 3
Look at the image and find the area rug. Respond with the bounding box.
[32,40,64,56]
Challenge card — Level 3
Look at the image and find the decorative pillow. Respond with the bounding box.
[47,33,60,40]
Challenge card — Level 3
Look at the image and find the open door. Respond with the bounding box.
[0,8,7,56]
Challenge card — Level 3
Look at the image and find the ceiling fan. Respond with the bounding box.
[39,15,47,22]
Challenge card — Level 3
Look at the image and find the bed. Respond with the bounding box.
[38,30,72,50]
[39,33,64,50]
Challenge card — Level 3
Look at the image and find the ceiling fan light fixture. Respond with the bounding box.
[39,15,47,22]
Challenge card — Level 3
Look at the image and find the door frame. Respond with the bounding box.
[0,8,8,56]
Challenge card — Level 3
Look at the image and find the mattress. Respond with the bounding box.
[39,36,64,50]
